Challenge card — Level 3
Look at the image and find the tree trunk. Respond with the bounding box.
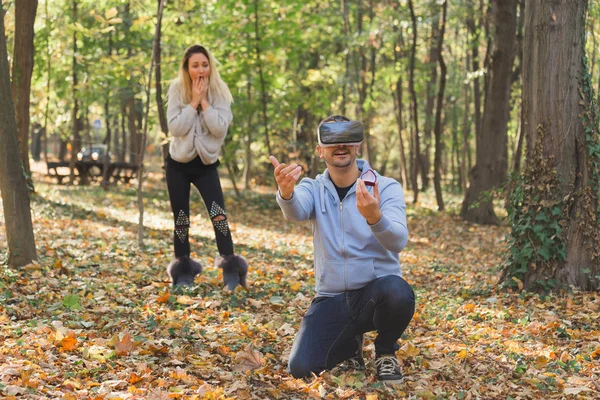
[466,0,483,154]
[433,1,448,211]
[137,0,165,246]
[502,0,600,292]
[69,0,83,184]
[460,51,471,194]
[340,0,350,116]
[461,0,517,224]
[0,0,37,267]
[154,0,169,168]
[254,0,272,157]
[11,0,38,190]
[421,1,441,191]
[408,0,420,203]
[102,33,113,189]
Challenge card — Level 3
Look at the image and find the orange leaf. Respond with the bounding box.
[115,333,136,356]
[60,331,78,352]
[157,293,171,303]
[464,303,476,312]
[128,373,143,384]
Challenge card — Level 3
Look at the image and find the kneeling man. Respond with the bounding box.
[270,115,415,383]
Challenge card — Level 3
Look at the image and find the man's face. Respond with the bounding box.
[317,144,360,169]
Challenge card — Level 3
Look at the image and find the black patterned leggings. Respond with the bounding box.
[166,156,234,258]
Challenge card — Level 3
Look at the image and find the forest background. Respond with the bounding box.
[0,0,599,398]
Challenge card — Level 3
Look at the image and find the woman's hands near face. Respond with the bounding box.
[190,77,209,109]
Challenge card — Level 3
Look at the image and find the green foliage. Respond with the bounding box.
[502,173,566,290]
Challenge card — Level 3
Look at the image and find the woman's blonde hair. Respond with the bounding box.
[175,44,233,105]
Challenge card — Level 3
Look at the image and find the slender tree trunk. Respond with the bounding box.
[340,0,350,116]
[408,0,420,203]
[433,1,448,211]
[502,0,599,292]
[243,31,255,189]
[154,0,169,168]
[421,1,441,191]
[120,102,127,163]
[254,0,272,156]
[43,0,51,164]
[0,0,37,267]
[102,32,114,189]
[11,0,38,190]
[393,18,408,189]
[466,0,483,154]
[355,0,371,163]
[461,0,517,224]
[69,0,83,184]
[137,0,165,246]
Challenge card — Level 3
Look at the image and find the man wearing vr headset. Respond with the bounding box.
[270,115,414,383]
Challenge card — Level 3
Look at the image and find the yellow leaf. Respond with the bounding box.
[233,343,264,372]
[512,276,524,290]
[105,7,118,19]
[456,349,468,359]
[290,282,302,291]
[399,342,420,357]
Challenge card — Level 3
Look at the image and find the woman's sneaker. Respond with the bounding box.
[375,355,403,383]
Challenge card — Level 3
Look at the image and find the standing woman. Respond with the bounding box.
[165,44,247,287]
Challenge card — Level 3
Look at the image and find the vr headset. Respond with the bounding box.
[317,115,364,147]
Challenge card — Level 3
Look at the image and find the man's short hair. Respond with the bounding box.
[317,115,364,147]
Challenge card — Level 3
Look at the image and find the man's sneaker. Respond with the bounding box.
[375,355,403,383]
[337,334,365,371]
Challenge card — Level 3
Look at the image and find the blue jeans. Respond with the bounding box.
[288,275,415,378]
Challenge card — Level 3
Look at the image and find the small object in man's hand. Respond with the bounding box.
[361,169,377,187]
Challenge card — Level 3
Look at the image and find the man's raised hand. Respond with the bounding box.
[270,156,303,200]
[356,178,382,225]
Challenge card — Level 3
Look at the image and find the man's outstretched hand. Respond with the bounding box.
[270,156,303,200]
[356,178,382,225]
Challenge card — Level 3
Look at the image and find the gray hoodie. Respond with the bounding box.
[276,159,409,297]
[166,81,233,164]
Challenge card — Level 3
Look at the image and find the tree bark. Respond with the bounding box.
[254,0,272,157]
[502,0,599,292]
[407,0,420,203]
[466,0,483,154]
[0,0,37,267]
[154,0,169,168]
[11,0,38,190]
[421,1,441,191]
[461,0,517,224]
[69,0,83,184]
[137,0,165,246]
[433,1,448,211]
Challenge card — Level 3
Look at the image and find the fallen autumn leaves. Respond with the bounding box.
[0,165,599,399]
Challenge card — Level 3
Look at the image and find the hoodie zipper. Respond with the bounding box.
[340,200,347,291]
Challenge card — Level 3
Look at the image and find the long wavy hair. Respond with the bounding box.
[174,44,233,105]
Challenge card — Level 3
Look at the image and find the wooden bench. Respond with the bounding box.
[108,162,139,184]
[46,161,138,185]
[46,161,72,184]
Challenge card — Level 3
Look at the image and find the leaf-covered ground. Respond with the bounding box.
[0,162,599,399]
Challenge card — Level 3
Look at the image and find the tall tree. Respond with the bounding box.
[502,0,600,291]
[421,1,441,190]
[11,0,38,190]
[407,0,420,203]
[69,0,83,184]
[433,0,448,211]
[461,0,518,224]
[154,0,169,168]
[0,0,37,267]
